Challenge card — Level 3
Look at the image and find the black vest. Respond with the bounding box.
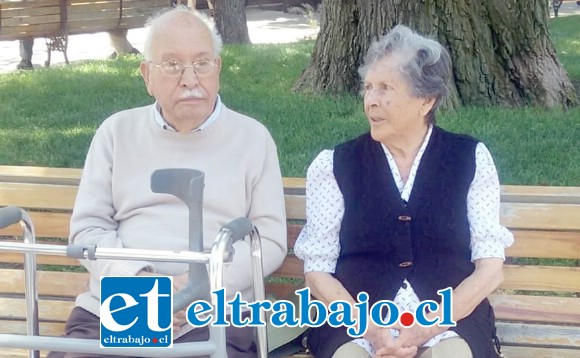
[307,127,500,358]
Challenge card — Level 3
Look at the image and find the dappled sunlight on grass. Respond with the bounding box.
[0,126,95,167]
[549,15,580,79]
[439,106,580,186]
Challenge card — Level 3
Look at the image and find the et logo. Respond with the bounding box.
[100,276,173,348]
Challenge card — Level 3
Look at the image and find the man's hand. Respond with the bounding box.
[171,272,190,334]
[138,270,190,334]
[172,272,189,292]
[173,309,188,333]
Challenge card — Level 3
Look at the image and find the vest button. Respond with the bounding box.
[398,261,413,268]
[398,215,412,222]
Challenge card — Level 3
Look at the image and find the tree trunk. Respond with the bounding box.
[213,0,251,44]
[295,0,577,108]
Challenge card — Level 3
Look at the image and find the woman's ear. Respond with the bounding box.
[420,97,436,117]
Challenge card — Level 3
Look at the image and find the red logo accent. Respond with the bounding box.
[399,312,415,327]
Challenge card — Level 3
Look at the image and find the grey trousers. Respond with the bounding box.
[46,307,256,358]
[19,38,34,61]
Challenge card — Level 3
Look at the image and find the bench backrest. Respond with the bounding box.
[0,0,168,40]
[0,165,579,351]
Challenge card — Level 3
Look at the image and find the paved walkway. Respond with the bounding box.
[0,6,320,74]
[551,0,580,18]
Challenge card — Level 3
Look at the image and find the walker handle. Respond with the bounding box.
[0,206,23,229]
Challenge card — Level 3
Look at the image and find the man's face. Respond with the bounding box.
[140,16,221,131]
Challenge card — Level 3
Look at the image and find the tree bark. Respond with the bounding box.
[213,0,251,44]
[295,0,577,108]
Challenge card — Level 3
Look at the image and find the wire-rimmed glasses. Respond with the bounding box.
[150,59,217,78]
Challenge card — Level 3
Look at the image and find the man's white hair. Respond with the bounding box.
[143,5,223,61]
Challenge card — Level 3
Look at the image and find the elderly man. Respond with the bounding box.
[47,6,287,358]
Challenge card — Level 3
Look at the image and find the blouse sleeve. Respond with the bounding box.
[468,143,514,261]
[294,150,344,273]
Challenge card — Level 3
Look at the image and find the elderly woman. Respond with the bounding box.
[294,25,513,358]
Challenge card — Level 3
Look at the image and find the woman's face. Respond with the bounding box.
[363,55,434,146]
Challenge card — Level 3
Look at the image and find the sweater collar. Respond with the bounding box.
[152,95,223,132]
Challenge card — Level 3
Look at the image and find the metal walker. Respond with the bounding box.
[0,169,268,358]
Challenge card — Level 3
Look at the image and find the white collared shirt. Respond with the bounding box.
[153,95,223,132]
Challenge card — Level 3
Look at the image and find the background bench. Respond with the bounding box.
[0,0,168,65]
[0,0,168,40]
[0,165,579,358]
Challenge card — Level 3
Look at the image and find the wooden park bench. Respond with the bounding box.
[0,165,579,358]
[0,0,168,66]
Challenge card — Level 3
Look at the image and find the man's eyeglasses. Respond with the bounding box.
[149,60,217,78]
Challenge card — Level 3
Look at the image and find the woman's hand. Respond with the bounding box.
[364,322,386,350]
[373,328,417,358]
[390,324,442,349]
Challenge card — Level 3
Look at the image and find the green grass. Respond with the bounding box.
[0,17,578,185]
[549,15,580,83]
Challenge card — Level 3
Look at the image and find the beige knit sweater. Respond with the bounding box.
[70,104,287,326]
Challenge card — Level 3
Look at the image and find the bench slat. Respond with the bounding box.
[1,14,61,27]
[497,322,580,348]
[507,230,580,259]
[0,269,88,298]
[0,166,308,189]
[0,321,64,336]
[490,294,580,325]
[501,265,580,292]
[265,282,304,301]
[0,252,80,267]
[67,6,164,22]
[1,5,60,19]
[501,185,580,205]
[0,23,61,39]
[0,166,81,185]
[0,183,77,210]
[68,0,168,14]
[3,349,50,358]
[287,224,303,249]
[0,211,71,239]
[0,298,74,323]
[270,255,304,280]
[500,203,580,231]
[1,165,580,201]
[4,226,579,264]
[0,0,60,9]
[285,195,306,221]
[501,346,580,358]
